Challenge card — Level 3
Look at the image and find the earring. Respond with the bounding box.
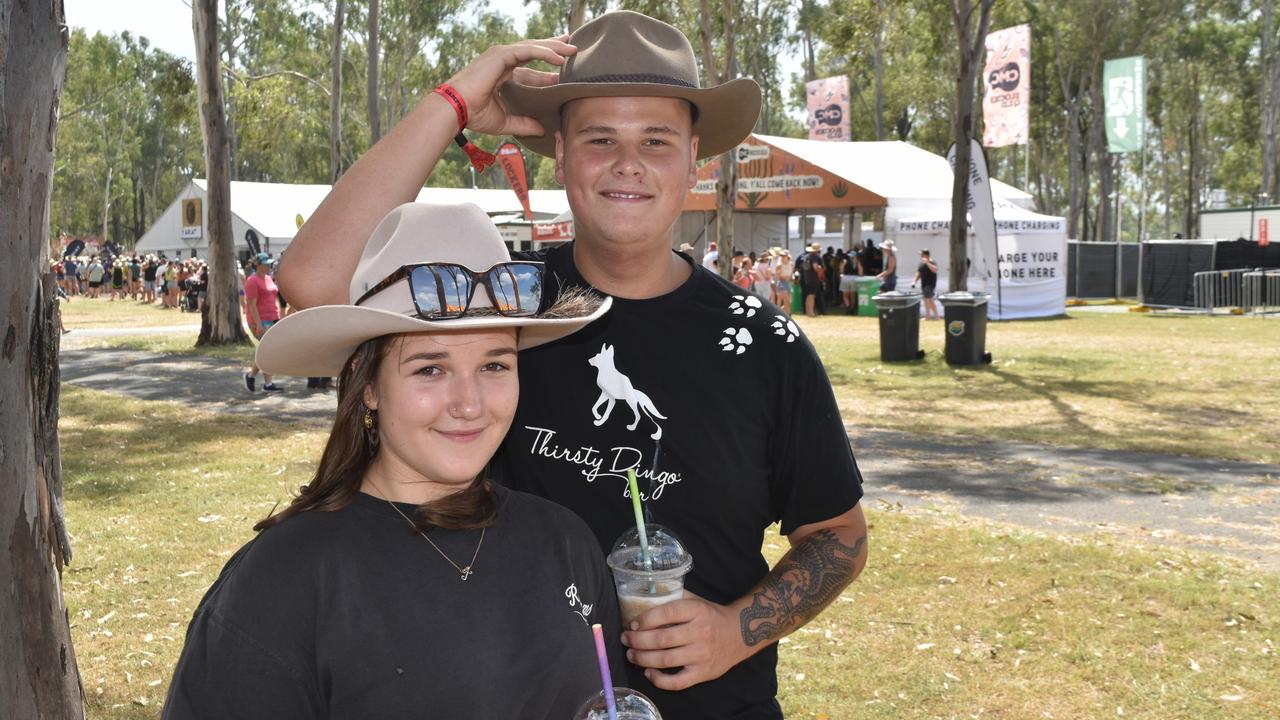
[363,408,375,429]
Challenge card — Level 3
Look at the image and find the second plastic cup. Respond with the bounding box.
[606,524,693,627]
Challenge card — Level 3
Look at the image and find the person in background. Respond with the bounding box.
[110,258,126,300]
[129,256,143,300]
[164,260,181,309]
[775,248,794,316]
[143,258,158,304]
[734,255,755,290]
[876,240,898,292]
[839,247,860,309]
[802,242,823,317]
[243,254,282,392]
[753,250,774,301]
[702,240,719,272]
[913,249,941,320]
[86,256,105,298]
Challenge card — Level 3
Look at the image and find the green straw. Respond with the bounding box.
[627,469,653,573]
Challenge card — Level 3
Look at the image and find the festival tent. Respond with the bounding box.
[890,200,1067,320]
[134,179,570,258]
[677,134,1034,258]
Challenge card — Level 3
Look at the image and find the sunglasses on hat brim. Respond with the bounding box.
[355,261,545,320]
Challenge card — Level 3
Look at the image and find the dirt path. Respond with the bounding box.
[60,346,1280,571]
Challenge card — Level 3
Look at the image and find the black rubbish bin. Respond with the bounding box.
[939,291,992,365]
[872,290,925,362]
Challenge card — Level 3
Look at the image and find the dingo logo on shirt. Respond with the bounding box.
[587,344,666,440]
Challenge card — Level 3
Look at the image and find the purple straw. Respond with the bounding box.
[591,624,619,720]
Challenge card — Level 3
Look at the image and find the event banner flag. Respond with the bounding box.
[982,24,1030,147]
[496,142,533,221]
[1104,56,1145,153]
[806,76,850,141]
[947,139,1000,292]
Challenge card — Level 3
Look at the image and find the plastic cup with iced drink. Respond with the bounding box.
[573,687,663,720]
[606,524,693,627]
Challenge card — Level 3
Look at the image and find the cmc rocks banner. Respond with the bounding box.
[982,24,1030,148]
[496,142,533,221]
[806,75,850,142]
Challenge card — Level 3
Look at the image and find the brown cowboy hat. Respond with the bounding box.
[499,10,761,160]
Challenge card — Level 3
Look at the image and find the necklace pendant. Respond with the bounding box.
[459,566,472,581]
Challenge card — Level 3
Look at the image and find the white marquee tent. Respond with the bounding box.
[890,200,1067,320]
[134,179,570,258]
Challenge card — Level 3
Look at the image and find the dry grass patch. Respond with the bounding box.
[61,296,200,329]
[58,385,1278,719]
[797,311,1280,464]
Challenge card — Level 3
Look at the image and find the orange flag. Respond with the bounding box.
[497,142,533,221]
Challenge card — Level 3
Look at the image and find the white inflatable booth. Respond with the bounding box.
[891,201,1068,320]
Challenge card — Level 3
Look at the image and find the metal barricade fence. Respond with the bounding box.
[1192,269,1255,312]
[1243,270,1280,315]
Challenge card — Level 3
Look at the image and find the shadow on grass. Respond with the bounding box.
[60,386,321,501]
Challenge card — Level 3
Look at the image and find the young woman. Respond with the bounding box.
[774,249,794,316]
[163,203,620,720]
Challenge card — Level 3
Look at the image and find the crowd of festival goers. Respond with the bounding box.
[52,254,210,311]
[710,238,895,317]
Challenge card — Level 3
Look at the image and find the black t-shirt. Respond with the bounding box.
[163,487,623,720]
[144,264,157,282]
[917,261,937,288]
[495,243,864,719]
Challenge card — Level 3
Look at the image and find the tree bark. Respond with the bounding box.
[1262,0,1278,199]
[569,0,587,32]
[367,0,381,144]
[699,0,738,278]
[194,0,249,346]
[222,0,240,180]
[0,0,84,714]
[872,0,889,141]
[331,0,346,182]
[948,0,995,291]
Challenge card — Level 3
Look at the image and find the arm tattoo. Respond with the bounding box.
[739,529,864,647]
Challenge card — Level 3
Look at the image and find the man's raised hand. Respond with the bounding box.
[444,37,576,138]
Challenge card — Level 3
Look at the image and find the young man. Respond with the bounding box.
[278,12,866,719]
[914,249,941,320]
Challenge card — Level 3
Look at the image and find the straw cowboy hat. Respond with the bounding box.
[256,203,611,377]
[499,10,761,160]
[677,242,696,253]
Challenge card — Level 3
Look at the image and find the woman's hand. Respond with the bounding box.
[444,37,577,137]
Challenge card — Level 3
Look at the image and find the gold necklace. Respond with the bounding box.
[370,485,486,581]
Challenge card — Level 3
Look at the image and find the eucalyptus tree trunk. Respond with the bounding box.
[331,0,346,182]
[1262,0,1279,199]
[699,0,739,278]
[367,0,381,144]
[194,0,249,345]
[0,0,84,713]
[948,0,995,291]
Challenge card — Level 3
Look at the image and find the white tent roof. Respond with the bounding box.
[135,179,571,257]
[896,199,1065,235]
[752,134,1034,210]
[191,179,570,239]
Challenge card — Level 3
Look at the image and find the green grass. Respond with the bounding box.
[798,311,1280,464]
[67,333,256,364]
[61,296,201,329]
[62,308,1280,462]
[60,386,1279,719]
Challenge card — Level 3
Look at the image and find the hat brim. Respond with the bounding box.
[499,78,761,160]
[255,299,611,377]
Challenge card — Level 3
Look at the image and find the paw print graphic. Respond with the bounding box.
[720,327,753,355]
[771,314,799,343]
[729,294,763,318]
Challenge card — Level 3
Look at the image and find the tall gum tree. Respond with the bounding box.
[0,0,84,713]
[194,0,250,346]
[947,0,995,290]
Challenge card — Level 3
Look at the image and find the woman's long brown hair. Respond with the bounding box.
[254,335,499,533]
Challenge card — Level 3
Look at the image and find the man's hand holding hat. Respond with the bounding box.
[440,36,577,138]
